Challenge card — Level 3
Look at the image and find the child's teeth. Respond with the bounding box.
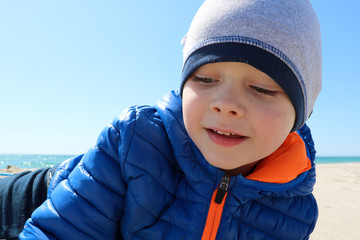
[215,130,234,136]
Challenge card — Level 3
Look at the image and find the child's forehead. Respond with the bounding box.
[193,62,276,81]
[195,62,260,72]
[189,62,284,92]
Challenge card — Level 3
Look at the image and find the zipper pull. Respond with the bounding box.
[215,175,231,204]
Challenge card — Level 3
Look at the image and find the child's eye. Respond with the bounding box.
[250,85,278,97]
[192,76,217,84]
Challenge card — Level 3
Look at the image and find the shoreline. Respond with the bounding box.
[1,163,359,238]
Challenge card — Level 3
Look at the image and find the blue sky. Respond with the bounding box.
[0,1,359,156]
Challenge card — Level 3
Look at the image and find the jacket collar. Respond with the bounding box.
[246,132,311,183]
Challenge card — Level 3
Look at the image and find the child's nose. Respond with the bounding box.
[210,90,245,118]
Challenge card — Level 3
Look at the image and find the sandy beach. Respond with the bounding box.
[0,165,35,178]
[311,162,360,239]
[1,163,359,239]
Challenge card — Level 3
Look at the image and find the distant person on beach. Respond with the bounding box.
[1,0,322,239]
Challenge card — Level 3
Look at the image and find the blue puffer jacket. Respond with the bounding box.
[20,91,318,240]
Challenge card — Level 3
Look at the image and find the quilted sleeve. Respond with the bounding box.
[19,107,138,240]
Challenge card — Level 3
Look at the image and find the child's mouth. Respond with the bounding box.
[206,128,248,147]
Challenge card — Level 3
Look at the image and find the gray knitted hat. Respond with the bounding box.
[180,0,322,131]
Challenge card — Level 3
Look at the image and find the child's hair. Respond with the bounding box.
[180,0,322,132]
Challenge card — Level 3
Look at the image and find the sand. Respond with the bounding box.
[1,163,359,239]
[0,165,35,178]
[310,162,360,239]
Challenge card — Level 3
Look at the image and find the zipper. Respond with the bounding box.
[201,175,231,240]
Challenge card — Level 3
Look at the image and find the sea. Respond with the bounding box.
[0,154,360,170]
[0,154,75,169]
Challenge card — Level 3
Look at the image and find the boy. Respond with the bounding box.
[16,0,321,239]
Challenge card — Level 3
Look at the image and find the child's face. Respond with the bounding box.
[182,62,295,173]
